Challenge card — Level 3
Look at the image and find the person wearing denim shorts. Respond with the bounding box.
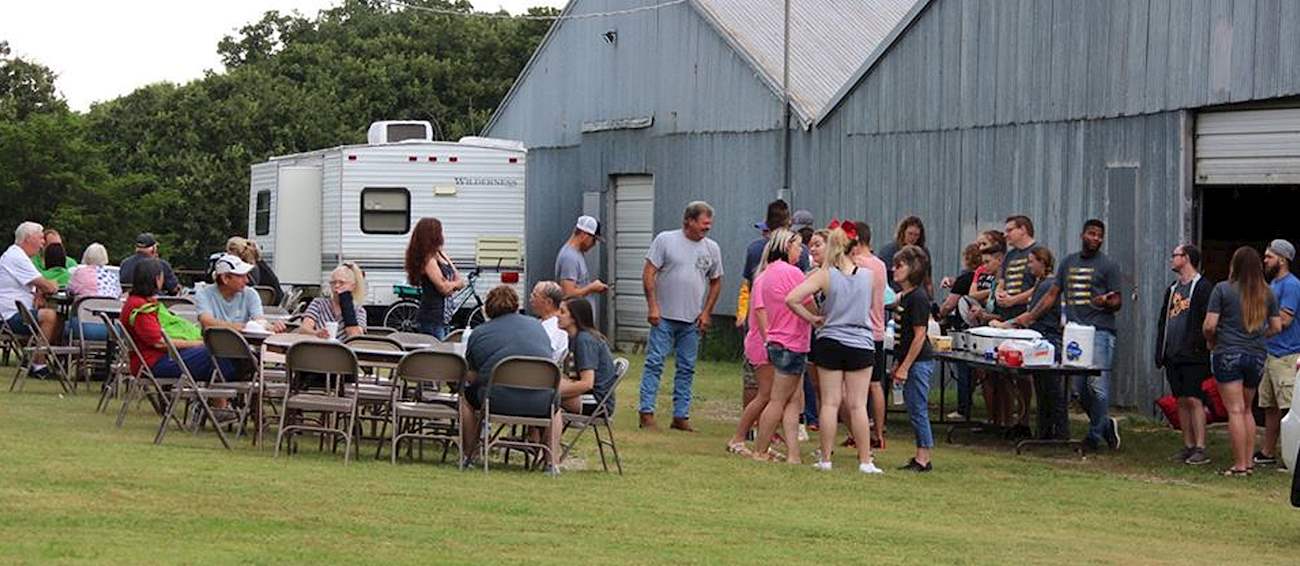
[746,230,811,464]
[1205,246,1282,476]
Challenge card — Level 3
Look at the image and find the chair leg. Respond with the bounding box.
[154,389,183,445]
[273,407,291,458]
[603,420,623,475]
[593,424,610,472]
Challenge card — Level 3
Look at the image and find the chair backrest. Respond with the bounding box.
[589,357,630,417]
[203,327,258,363]
[102,315,155,380]
[157,296,195,308]
[74,296,122,325]
[160,333,207,384]
[15,301,48,346]
[263,305,289,315]
[442,329,465,343]
[488,356,561,390]
[254,286,277,306]
[343,334,404,352]
[285,340,360,384]
[390,331,438,347]
[395,350,467,388]
[364,326,397,336]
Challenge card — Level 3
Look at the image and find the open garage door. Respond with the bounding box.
[612,175,654,346]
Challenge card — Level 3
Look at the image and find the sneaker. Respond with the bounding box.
[859,461,884,475]
[945,411,965,421]
[1169,446,1194,462]
[898,458,933,473]
[1105,417,1121,450]
[798,424,809,442]
[1252,451,1278,466]
[28,366,51,380]
[812,460,833,472]
[1184,448,1211,466]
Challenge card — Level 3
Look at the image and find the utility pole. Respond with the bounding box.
[780,0,792,205]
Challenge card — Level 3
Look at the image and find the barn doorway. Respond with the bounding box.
[610,174,655,349]
[1197,186,1300,282]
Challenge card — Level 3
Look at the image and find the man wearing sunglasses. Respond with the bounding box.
[195,254,286,333]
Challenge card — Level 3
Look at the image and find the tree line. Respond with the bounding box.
[0,0,554,269]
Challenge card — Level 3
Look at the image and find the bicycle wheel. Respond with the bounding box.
[382,300,421,332]
[466,307,486,329]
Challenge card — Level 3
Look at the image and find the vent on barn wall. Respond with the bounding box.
[367,121,433,145]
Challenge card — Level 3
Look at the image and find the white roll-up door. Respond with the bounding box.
[1196,108,1300,185]
[613,175,654,344]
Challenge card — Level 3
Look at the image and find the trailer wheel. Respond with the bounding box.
[383,300,421,332]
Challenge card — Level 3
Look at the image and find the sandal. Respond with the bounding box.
[1220,468,1250,477]
[871,435,886,450]
[752,449,781,463]
[726,442,753,457]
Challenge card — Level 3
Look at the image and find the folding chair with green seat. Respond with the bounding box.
[203,327,274,444]
[9,301,78,394]
[559,357,630,474]
[73,296,121,394]
[274,340,362,463]
[387,350,466,465]
[153,334,239,449]
[480,356,563,473]
[105,317,178,428]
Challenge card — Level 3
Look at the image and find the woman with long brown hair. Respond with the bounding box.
[1204,246,1282,476]
[404,218,465,339]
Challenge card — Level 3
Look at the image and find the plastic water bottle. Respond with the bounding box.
[892,377,904,406]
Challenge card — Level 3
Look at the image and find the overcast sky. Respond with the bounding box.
[0,0,567,111]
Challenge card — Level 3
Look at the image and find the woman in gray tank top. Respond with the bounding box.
[787,224,882,474]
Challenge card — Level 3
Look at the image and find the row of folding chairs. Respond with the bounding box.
[94,317,626,473]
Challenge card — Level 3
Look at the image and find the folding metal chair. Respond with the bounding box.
[95,312,129,413]
[153,334,238,449]
[203,328,268,443]
[389,331,439,347]
[254,286,278,307]
[387,350,466,465]
[480,356,562,473]
[73,296,121,392]
[364,326,398,336]
[442,329,466,343]
[343,334,403,448]
[274,341,362,463]
[0,316,23,367]
[156,296,195,309]
[105,317,178,428]
[559,357,630,474]
[9,301,78,394]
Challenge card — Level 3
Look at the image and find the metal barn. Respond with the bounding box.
[484,0,918,344]
[809,0,1300,409]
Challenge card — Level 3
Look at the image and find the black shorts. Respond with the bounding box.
[872,340,886,383]
[811,337,875,372]
[1166,363,1210,400]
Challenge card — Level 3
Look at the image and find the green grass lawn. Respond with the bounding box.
[1,357,1297,564]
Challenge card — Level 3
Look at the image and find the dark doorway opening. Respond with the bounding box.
[1198,186,1300,282]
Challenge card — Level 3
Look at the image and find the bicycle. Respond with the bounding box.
[383,266,487,332]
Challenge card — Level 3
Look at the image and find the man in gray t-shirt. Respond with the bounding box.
[555,215,608,299]
[638,202,723,431]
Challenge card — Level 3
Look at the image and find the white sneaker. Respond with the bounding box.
[812,460,833,471]
[798,424,809,442]
[859,461,884,475]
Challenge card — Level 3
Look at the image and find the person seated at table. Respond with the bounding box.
[65,243,120,342]
[224,237,282,305]
[529,280,569,364]
[195,254,286,333]
[119,233,181,296]
[991,246,1067,440]
[33,229,78,287]
[966,244,1016,428]
[120,257,230,380]
[297,263,367,339]
[459,285,557,467]
[3,222,62,377]
[557,297,616,415]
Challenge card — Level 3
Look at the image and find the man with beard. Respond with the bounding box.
[1257,239,1300,468]
[1054,219,1123,451]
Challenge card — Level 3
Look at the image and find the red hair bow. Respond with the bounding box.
[828,218,858,241]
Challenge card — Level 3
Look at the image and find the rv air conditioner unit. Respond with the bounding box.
[367,120,433,145]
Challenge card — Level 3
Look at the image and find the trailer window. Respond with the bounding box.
[360,187,410,234]
[254,190,271,236]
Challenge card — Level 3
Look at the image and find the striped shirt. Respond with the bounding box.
[303,297,368,338]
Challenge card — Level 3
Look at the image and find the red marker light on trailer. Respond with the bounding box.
[508,157,518,164]
[408,156,417,162]
[449,156,459,163]
[500,272,519,284]
[428,156,437,162]
[347,155,357,161]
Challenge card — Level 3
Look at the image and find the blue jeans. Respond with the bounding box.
[417,321,448,340]
[903,360,936,448]
[1073,329,1115,443]
[5,312,30,335]
[66,319,109,342]
[954,362,973,417]
[151,347,231,381]
[638,319,701,419]
[802,368,819,426]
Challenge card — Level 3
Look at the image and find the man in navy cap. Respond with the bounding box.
[119,233,181,295]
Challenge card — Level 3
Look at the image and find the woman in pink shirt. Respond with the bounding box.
[746,229,812,464]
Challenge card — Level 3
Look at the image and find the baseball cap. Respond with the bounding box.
[575,215,604,240]
[212,253,255,276]
[753,221,769,231]
[792,210,815,231]
[135,233,158,248]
